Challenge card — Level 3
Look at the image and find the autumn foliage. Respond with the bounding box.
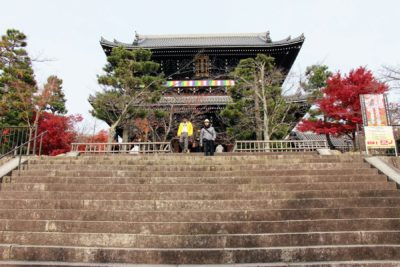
[37,112,82,156]
[298,67,388,139]
[85,130,108,143]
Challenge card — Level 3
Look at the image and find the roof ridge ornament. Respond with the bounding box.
[133,31,140,44]
[266,31,272,43]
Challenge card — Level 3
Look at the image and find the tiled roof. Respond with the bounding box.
[291,131,353,148]
[100,32,305,49]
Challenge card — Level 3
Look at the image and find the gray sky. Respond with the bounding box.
[1,0,399,130]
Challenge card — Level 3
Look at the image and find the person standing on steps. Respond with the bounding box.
[177,117,193,153]
[200,119,216,156]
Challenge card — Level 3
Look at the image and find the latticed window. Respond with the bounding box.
[195,55,209,77]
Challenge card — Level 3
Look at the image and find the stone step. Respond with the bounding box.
[27,156,366,165]
[24,162,369,172]
[8,174,387,185]
[1,197,400,211]
[13,168,378,178]
[0,189,397,201]
[2,181,395,192]
[1,218,400,235]
[0,260,398,267]
[28,153,363,160]
[32,153,355,160]
[27,160,367,168]
[1,181,396,193]
[1,244,400,263]
[1,207,400,222]
[1,230,400,248]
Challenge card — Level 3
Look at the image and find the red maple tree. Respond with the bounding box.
[298,67,388,145]
[37,112,82,156]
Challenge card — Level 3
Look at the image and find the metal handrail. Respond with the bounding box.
[0,131,47,174]
[0,126,32,155]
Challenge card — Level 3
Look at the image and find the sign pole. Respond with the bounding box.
[360,95,368,155]
[386,95,398,157]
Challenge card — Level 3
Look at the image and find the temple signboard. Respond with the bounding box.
[360,94,397,155]
[360,94,389,126]
[364,126,396,148]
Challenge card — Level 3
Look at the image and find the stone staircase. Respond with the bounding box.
[0,153,400,266]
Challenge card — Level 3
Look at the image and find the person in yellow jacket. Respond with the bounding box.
[177,117,193,153]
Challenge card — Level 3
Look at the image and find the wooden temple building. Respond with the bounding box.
[99,31,306,144]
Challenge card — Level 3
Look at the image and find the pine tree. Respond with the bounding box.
[90,47,164,143]
[301,64,332,101]
[44,75,67,115]
[0,29,37,126]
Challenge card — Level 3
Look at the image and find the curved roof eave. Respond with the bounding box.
[99,34,305,50]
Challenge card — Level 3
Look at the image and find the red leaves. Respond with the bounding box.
[299,67,388,136]
[37,112,82,156]
[86,130,108,143]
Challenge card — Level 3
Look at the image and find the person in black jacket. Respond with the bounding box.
[200,119,216,156]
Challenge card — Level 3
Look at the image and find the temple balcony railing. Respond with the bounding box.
[71,142,171,154]
[233,140,328,153]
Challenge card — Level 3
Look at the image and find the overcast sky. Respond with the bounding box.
[1,0,399,130]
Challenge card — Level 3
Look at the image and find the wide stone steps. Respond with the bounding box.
[1,153,399,264]
[1,181,395,192]
[0,189,398,200]
[1,244,400,263]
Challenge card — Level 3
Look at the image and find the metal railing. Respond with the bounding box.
[0,131,47,174]
[0,126,33,155]
[233,140,328,153]
[71,142,172,154]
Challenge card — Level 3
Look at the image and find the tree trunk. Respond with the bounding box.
[122,127,129,142]
[351,130,356,151]
[254,77,262,140]
[26,127,33,155]
[260,64,269,142]
[31,111,41,155]
[262,98,269,142]
[122,126,129,152]
[108,123,118,152]
[325,133,335,149]
[162,106,174,142]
